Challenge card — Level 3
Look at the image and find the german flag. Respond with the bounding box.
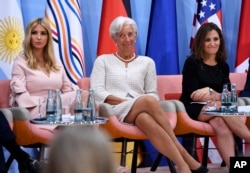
[97,0,131,56]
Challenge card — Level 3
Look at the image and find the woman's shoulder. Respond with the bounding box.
[221,61,229,67]
[94,54,119,65]
[97,54,115,59]
[184,54,199,65]
[137,55,155,63]
[219,61,230,71]
[95,54,115,62]
[13,54,26,65]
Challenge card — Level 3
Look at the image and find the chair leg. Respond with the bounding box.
[150,153,163,171]
[166,157,177,173]
[119,138,128,167]
[202,136,209,167]
[131,141,139,173]
[39,144,46,161]
[150,153,177,173]
[191,136,198,159]
[183,136,199,161]
[5,154,14,170]
[234,135,243,156]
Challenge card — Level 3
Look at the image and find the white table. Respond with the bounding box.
[30,116,108,126]
[203,105,250,116]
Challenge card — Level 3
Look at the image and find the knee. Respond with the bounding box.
[141,95,158,106]
[210,117,232,135]
[135,113,157,128]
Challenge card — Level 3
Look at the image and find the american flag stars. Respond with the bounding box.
[197,0,221,23]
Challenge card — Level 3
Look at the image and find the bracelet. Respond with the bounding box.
[209,87,213,95]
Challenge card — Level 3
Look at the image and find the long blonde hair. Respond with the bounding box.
[22,18,60,72]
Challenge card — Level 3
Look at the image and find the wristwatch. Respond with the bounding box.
[209,87,213,95]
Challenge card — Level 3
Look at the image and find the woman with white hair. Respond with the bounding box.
[90,16,208,173]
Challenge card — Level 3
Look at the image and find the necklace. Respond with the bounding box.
[115,52,136,62]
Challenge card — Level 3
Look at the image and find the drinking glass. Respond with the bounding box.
[62,98,71,122]
[38,97,46,119]
[205,92,217,111]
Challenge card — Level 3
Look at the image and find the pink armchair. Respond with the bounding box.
[77,77,179,173]
[78,73,248,172]
[0,80,53,161]
[151,73,247,171]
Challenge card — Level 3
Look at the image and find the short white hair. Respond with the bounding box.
[109,16,138,39]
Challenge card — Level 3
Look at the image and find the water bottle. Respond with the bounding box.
[230,83,238,112]
[87,89,96,122]
[74,89,83,123]
[55,89,62,123]
[221,84,231,112]
[46,90,55,123]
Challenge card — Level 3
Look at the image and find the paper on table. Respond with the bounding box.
[238,105,250,113]
[190,101,207,104]
[33,115,73,131]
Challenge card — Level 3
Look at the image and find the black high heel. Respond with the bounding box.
[191,165,209,173]
[19,158,42,173]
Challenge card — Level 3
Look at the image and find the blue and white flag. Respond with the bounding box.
[45,0,85,84]
[0,0,24,79]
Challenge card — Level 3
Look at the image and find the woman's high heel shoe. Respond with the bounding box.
[191,165,209,173]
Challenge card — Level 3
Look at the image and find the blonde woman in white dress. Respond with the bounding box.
[90,16,208,173]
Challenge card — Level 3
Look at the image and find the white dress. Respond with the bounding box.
[90,54,159,122]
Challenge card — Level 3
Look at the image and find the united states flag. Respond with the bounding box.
[190,0,222,48]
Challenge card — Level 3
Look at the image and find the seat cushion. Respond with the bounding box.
[0,80,11,108]
[165,93,181,100]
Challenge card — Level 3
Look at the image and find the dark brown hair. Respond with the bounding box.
[191,22,227,63]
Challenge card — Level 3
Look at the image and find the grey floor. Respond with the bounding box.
[125,164,228,173]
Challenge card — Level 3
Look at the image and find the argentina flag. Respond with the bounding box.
[0,0,24,79]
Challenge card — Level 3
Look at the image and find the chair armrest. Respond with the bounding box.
[9,107,53,145]
[0,108,13,129]
[172,100,215,136]
[165,93,181,100]
[0,108,13,122]
[9,107,31,120]
[99,103,147,139]
[99,103,115,117]
[238,97,250,105]
[238,97,250,131]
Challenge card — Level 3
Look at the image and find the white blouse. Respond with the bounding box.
[90,54,159,122]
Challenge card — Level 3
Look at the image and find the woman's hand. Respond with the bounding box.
[191,87,210,101]
[105,95,127,105]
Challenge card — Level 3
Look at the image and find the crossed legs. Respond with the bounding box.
[198,113,250,167]
[124,96,203,173]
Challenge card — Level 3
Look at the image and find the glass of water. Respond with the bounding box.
[38,97,46,119]
[205,92,217,111]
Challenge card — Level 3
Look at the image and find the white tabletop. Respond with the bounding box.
[30,115,108,126]
[203,106,250,116]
